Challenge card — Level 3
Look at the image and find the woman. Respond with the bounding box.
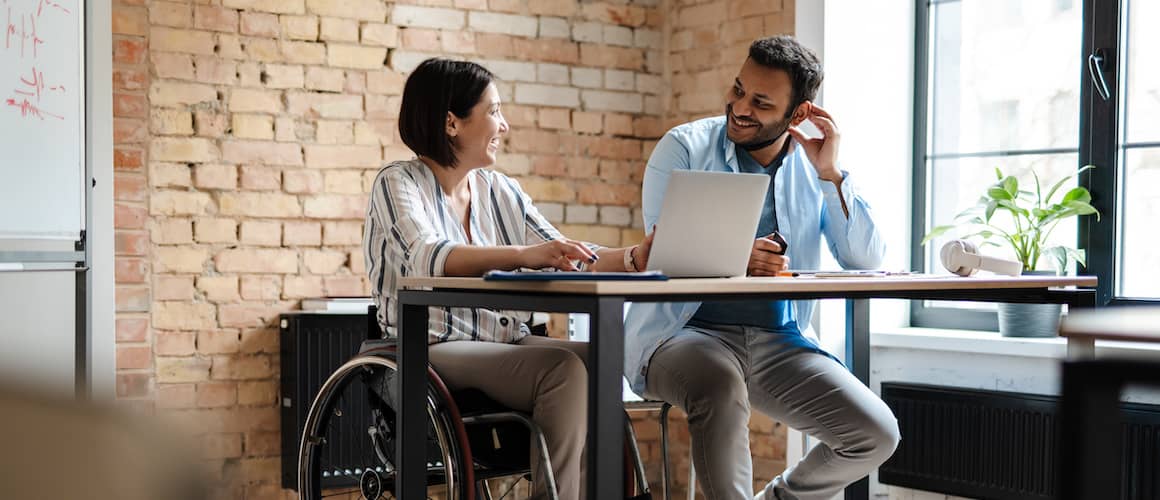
[363,58,654,500]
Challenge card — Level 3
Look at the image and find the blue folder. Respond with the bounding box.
[483,270,669,281]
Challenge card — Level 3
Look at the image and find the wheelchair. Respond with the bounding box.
[297,307,665,500]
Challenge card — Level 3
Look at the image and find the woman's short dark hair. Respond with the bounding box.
[398,58,495,168]
[748,36,824,117]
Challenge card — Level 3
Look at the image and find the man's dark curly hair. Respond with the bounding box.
[748,36,824,117]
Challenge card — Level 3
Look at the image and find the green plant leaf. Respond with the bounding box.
[1032,168,1043,207]
[995,166,1004,180]
[1044,164,1096,203]
[1061,186,1092,204]
[1032,208,1052,220]
[1002,176,1019,197]
[921,224,955,244]
[1044,246,1068,275]
[985,200,999,222]
[988,186,1013,201]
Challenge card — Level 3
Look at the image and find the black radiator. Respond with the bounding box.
[880,382,1160,500]
[279,311,372,491]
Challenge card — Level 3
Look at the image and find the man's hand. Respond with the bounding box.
[787,102,842,183]
[630,227,657,272]
[747,234,790,276]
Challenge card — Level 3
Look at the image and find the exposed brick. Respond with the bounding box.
[517,177,575,202]
[113,68,149,91]
[227,88,283,113]
[302,194,366,218]
[215,249,299,273]
[199,331,241,355]
[155,275,195,301]
[150,27,216,54]
[116,317,150,342]
[194,56,238,85]
[243,431,280,456]
[303,249,347,274]
[195,218,239,243]
[240,220,282,246]
[152,218,194,244]
[112,6,148,36]
[305,0,387,21]
[154,247,210,274]
[222,141,303,166]
[231,114,274,140]
[303,144,380,168]
[514,83,579,108]
[319,17,358,42]
[217,303,291,328]
[113,37,147,65]
[538,108,571,129]
[282,275,323,298]
[304,66,344,92]
[116,257,147,284]
[150,190,214,216]
[114,93,147,118]
[238,381,277,405]
[322,221,362,245]
[327,44,387,69]
[116,285,150,312]
[238,166,282,190]
[150,1,192,28]
[324,275,365,296]
[315,120,353,144]
[197,381,238,407]
[262,63,304,88]
[116,231,149,256]
[361,23,398,47]
[114,172,147,201]
[222,0,305,15]
[150,109,194,136]
[197,276,241,302]
[441,30,474,54]
[283,221,322,246]
[468,11,537,37]
[286,91,363,118]
[281,40,327,64]
[283,169,324,193]
[194,110,229,138]
[219,192,301,217]
[153,301,217,330]
[192,164,237,190]
[281,15,318,40]
[149,82,217,108]
[528,0,575,17]
[539,16,569,39]
[195,5,240,32]
[240,275,282,300]
[391,5,464,30]
[156,383,197,408]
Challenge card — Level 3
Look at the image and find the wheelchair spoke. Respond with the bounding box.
[319,487,360,498]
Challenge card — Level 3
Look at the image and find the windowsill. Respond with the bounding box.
[872,326,1160,360]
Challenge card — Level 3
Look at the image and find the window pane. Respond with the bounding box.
[930,0,1081,155]
[1118,148,1160,297]
[925,153,1080,275]
[1124,0,1160,144]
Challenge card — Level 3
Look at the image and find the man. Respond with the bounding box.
[623,36,898,500]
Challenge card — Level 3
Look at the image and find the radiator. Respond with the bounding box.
[279,311,372,491]
[880,382,1160,500]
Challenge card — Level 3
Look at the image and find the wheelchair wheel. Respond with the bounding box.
[298,353,473,499]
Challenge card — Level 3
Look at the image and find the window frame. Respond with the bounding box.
[909,0,1135,330]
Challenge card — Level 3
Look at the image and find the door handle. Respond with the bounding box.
[1087,49,1112,101]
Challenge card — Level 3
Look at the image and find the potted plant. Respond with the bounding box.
[922,165,1100,337]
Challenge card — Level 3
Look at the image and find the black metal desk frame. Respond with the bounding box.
[397,285,1097,500]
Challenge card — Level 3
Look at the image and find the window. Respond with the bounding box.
[1113,0,1160,299]
[913,0,1083,329]
[915,0,1157,327]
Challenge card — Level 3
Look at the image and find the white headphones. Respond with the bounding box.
[939,240,1023,277]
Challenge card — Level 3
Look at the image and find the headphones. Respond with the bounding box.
[940,240,1023,277]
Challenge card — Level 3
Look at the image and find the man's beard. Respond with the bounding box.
[727,103,793,151]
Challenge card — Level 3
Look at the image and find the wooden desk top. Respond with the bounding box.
[1060,306,1160,344]
[400,274,1097,296]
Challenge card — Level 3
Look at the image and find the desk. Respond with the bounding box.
[396,275,1096,500]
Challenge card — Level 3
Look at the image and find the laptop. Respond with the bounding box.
[645,170,770,278]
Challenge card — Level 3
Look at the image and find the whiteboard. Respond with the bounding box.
[0,0,85,239]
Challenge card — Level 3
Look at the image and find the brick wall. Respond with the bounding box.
[109,0,794,497]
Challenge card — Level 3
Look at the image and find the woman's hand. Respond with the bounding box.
[520,239,598,271]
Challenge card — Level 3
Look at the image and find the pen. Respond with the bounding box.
[775,270,799,277]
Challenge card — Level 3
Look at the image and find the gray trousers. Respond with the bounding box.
[429,335,588,500]
[643,322,900,500]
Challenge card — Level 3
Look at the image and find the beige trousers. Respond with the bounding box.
[429,335,589,500]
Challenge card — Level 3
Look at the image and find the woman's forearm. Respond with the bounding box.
[442,245,527,276]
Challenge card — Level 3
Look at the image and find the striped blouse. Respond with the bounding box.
[364,159,571,344]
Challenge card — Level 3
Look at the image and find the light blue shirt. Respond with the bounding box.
[624,116,886,394]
